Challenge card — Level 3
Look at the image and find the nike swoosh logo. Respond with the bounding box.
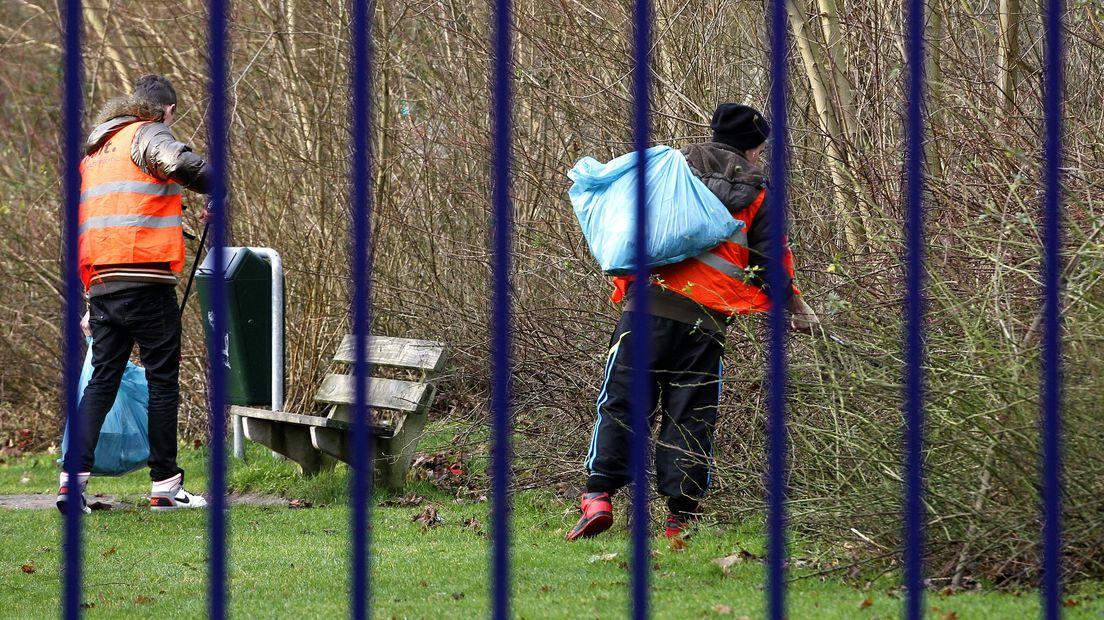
[175,495,190,504]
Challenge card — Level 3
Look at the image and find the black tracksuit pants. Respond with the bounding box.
[584,311,725,504]
[64,284,184,482]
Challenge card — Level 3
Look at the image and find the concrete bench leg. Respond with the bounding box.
[243,418,332,477]
[376,411,428,491]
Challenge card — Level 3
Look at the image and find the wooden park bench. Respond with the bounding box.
[229,335,447,489]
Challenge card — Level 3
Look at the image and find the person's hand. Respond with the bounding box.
[788,294,821,335]
[80,311,92,338]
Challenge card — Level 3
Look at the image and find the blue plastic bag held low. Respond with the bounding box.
[60,338,150,476]
[568,145,742,275]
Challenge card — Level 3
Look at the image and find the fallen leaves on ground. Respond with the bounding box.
[135,596,153,605]
[288,499,313,509]
[712,603,732,614]
[588,552,618,564]
[941,612,958,620]
[670,537,689,552]
[464,517,480,530]
[413,504,442,528]
[711,549,761,577]
[858,596,874,610]
[102,546,117,558]
[20,564,35,574]
[379,494,426,508]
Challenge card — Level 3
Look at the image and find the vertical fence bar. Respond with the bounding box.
[61,0,83,617]
[206,0,229,616]
[490,0,513,617]
[902,0,927,617]
[766,1,789,619]
[1041,0,1065,617]
[349,0,375,616]
[630,0,652,618]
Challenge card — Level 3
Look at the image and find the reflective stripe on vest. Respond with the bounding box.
[79,214,183,235]
[692,251,746,280]
[80,181,183,203]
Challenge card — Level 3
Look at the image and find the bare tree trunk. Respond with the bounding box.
[84,1,133,95]
[997,0,1022,114]
[786,0,867,249]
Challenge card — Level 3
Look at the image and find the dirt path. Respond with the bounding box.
[0,493,287,510]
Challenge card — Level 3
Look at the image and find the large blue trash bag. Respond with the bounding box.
[60,338,150,476]
[568,145,742,275]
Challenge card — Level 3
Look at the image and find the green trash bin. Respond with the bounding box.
[195,247,284,406]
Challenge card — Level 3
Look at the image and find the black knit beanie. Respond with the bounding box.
[710,103,770,151]
[133,74,178,107]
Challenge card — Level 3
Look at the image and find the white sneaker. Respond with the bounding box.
[150,473,208,511]
[57,471,92,515]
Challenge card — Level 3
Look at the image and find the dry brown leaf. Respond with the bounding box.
[712,603,732,614]
[712,553,750,577]
[135,595,152,604]
[858,596,874,610]
[20,564,35,574]
[941,612,958,620]
[413,504,442,528]
[102,546,117,558]
[1064,599,1080,607]
[380,494,427,508]
[670,537,689,552]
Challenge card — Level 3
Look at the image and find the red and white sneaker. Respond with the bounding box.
[664,508,702,539]
[566,492,614,541]
[56,471,91,515]
[150,473,208,511]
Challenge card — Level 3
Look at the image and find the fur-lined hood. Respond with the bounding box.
[85,95,166,155]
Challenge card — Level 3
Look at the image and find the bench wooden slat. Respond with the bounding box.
[313,374,430,413]
[230,406,349,430]
[333,335,446,373]
[231,405,398,434]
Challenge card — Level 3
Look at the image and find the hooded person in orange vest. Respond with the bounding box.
[58,75,210,513]
[567,103,819,541]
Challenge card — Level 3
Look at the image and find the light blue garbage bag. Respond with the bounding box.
[568,145,742,275]
[60,338,150,476]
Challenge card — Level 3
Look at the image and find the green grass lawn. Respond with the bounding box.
[2,444,1101,619]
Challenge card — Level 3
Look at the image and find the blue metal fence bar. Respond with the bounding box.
[206,0,230,616]
[61,0,84,618]
[902,0,927,617]
[1041,0,1065,617]
[350,0,375,616]
[766,1,790,618]
[490,0,514,616]
[630,0,653,618]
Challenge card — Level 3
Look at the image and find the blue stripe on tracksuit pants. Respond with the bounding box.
[584,311,725,505]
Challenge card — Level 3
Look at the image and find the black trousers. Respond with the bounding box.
[584,311,725,502]
[65,284,184,481]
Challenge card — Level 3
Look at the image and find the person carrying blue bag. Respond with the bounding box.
[57,75,209,514]
[566,103,820,541]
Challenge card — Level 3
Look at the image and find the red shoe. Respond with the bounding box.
[664,508,702,539]
[566,492,613,541]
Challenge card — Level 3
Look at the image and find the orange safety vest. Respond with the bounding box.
[78,121,184,289]
[611,189,797,315]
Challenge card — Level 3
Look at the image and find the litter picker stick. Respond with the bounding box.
[180,219,211,317]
